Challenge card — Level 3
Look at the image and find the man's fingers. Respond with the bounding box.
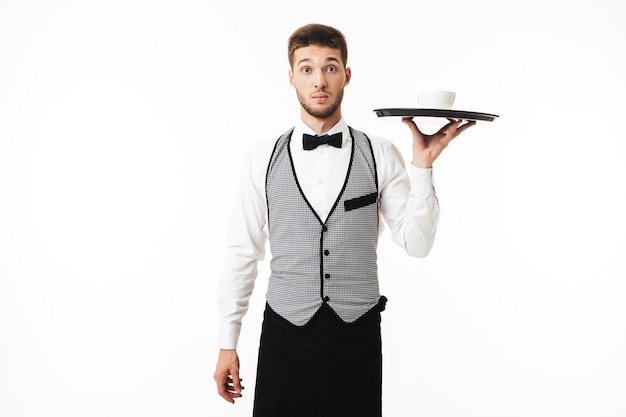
[401,117,422,136]
[217,376,245,404]
[454,120,476,137]
[215,370,244,403]
[440,120,476,140]
[230,369,242,393]
[401,117,416,128]
[402,115,475,150]
[223,376,244,390]
[217,379,235,404]
[442,119,462,131]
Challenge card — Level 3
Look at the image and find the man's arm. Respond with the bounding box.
[377,119,474,257]
[214,141,270,402]
[377,140,440,257]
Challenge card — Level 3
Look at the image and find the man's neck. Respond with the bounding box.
[300,111,342,135]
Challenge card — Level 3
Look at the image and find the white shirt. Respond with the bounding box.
[218,118,440,349]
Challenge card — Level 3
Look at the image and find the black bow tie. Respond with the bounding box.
[302,132,343,150]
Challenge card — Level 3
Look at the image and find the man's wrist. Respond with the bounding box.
[411,159,432,169]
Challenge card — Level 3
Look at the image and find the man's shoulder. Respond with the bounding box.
[349,127,407,172]
[246,128,294,161]
[250,127,290,146]
[349,127,395,150]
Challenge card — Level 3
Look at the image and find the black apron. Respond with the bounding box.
[253,297,387,417]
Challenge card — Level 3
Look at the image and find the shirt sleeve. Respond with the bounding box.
[217,142,270,349]
[377,139,440,257]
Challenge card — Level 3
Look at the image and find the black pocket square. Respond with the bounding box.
[344,192,378,211]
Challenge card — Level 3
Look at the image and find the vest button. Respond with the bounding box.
[323,296,330,302]
[325,273,330,279]
[323,250,329,256]
[322,225,328,232]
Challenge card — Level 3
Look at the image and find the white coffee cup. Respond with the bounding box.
[417,90,456,109]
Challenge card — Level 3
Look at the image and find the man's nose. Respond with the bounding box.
[313,70,327,88]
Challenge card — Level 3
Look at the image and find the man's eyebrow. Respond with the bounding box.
[296,57,312,66]
[296,56,341,66]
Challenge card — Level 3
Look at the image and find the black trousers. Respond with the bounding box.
[253,298,386,417]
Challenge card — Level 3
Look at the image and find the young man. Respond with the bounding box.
[214,23,474,416]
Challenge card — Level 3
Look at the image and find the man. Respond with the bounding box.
[214,23,474,416]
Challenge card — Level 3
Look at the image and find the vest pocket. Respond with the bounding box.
[344,192,378,212]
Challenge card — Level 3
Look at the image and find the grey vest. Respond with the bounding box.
[265,127,380,326]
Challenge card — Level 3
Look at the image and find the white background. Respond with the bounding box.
[1,0,625,416]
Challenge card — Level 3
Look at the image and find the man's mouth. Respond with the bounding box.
[312,94,329,103]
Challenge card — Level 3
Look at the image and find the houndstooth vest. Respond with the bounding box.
[265,126,380,326]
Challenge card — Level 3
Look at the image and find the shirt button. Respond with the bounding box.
[324,250,329,256]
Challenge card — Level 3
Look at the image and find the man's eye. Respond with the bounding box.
[327,66,336,72]
[302,67,311,73]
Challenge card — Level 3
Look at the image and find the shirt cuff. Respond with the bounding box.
[409,164,435,196]
[218,323,242,350]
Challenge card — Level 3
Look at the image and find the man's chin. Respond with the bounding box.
[304,104,338,119]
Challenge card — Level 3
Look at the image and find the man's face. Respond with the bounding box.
[289,45,351,119]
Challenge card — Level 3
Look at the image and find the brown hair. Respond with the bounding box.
[287,23,348,69]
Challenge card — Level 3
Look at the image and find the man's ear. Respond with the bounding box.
[288,69,295,87]
[344,67,351,86]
